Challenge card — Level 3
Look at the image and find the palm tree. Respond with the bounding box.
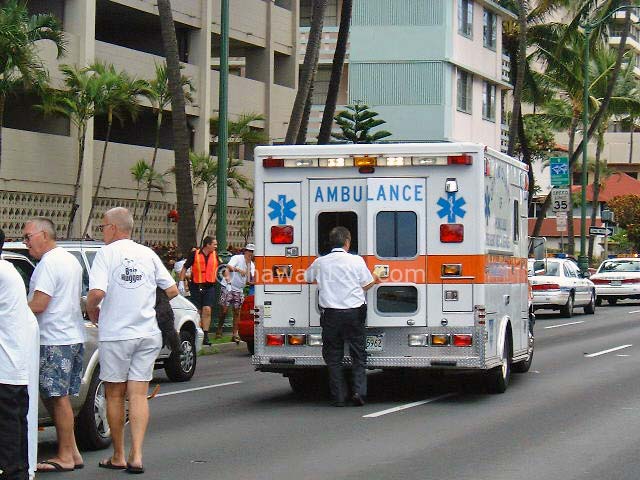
[139,62,193,242]
[210,113,268,158]
[157,0,196,253]
[130,159,150,222]
[190,151,217,232]
[0,0,65,174]
[83,63,150,237]
[317,0,352,145]
[39,65,104,238]
[285,0,327,144]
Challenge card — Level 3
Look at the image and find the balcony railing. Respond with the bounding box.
[501,54,511,83]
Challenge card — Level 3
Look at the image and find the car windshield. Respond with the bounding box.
[528,260,560,277]
[599,260,640,273]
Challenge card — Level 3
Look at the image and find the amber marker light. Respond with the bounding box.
[431,334,450,346]
[287,334,306,346]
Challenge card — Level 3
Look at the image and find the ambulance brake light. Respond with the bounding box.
[440,224,464,243]
[453,334,473,347]
[448,154,473,165]
[263,157,284,168]
[265,334,285,346]
[271,225,294,244]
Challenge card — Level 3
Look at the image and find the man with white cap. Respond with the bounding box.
[217,244,255,343]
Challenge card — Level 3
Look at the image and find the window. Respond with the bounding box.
[483,9,497,49]
[5,259,34,291]
[563,263,578,278]
[456,69,473,113]
[317,212,358,256]
[300,0,338,27]
[458,0,473,38]
[68,251,89,295]
[513,200,520,242]
[311,66,332,105]
[376,211,417,258]
[376,286,418,314]
[482,81,496,121]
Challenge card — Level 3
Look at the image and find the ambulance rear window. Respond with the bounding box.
[376,286,418,314]
[376,211,417,258]
[317,211,358,256]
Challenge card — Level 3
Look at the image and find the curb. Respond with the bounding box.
[199,341,248,354]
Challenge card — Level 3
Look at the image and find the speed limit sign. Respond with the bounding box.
[551,187,570,212]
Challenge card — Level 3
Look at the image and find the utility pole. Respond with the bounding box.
[216,0,229,253]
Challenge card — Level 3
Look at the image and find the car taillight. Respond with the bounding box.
[532,283,560,290]
[591,279,609,285]
[453,334,473,347]
[271,225,293,244]
[448,154,473,165]
[265,334,285,346]
[440,224,463,243]
[623,278,640,284]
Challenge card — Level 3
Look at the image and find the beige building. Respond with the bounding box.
[0,0,298,245]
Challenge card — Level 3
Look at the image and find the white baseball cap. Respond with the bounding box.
[244,243,255,251]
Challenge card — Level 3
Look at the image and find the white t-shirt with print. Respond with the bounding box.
[89,239,175,342]
[28,246,85,345]
[224,254,255,293]
[0,260,39,385]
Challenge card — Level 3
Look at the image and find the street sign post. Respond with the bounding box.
[556,212,567,232]
[551,187,570,212]
[550,157,570,186]
[589,226,613,236]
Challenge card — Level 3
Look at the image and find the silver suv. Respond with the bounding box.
[3,243,203,450]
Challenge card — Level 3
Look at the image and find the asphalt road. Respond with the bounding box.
[38,301,640,480]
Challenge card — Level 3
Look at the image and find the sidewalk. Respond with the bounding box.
[198,335,248,355]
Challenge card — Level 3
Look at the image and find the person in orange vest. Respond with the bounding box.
[179,237,220,345]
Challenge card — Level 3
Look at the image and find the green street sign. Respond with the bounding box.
[550,156,569,186]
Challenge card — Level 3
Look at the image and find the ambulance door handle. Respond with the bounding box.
[504,295,510,305]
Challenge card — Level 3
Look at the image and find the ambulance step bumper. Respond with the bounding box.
[253,355,484,369]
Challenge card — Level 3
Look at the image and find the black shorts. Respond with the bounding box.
[189,283,216,310]
[0,384,29,480]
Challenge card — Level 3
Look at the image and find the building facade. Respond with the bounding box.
[0,0,298,244]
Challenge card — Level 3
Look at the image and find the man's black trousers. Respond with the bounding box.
[0,384,29,480]
[320,305,367,403]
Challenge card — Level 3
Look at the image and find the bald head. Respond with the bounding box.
[104,207,134,236]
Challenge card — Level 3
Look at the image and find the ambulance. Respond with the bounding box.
[251,142,533,394]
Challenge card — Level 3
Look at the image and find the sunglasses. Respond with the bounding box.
[23,231,44,242]
[96,224,114,232]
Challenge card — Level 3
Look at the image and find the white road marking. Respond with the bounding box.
[363,394,455,418]
[628,310,640,314]
[585,345,632,358]
[616,354,630,357]
[155,381,242,398]
[544,321,584,330]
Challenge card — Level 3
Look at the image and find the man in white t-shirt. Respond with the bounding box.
[87,207,178,474]
[23,218,85,473]
[217,243,255,343]
[0,228,40,480]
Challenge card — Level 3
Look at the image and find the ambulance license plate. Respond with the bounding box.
[366,334,384,352]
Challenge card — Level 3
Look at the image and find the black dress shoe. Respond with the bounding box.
[331,400,346,407]
[351,394,365,407]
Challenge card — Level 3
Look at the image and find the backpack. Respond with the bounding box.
[155,287,179,351]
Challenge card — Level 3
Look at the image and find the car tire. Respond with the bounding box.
[561,293,574,318]
[607,298,618,306]
[75,366,112,451]
[595,296,602,307]
[164,330,197,382]
[486,332,512,393]
[584,290,596,315]
[513,324,534,374]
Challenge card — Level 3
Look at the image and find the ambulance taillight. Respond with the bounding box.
[271,225,293,244]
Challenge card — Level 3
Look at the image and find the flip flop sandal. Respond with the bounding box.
[75,464,85,470]
[37,460,74,473]
[99,459,127,470]
[126,463,145,474]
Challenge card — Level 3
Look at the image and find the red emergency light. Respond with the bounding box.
[271,225,294,244]
[440,224,464,243]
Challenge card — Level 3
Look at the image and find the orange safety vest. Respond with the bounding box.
[191,249,218,284]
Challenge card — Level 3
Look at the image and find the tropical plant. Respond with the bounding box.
[210,113,268,158]
[317,0,352,145]
[139,62,194,242]
[157,0,196,255]
[285,0,327,144]
[130,159,167,228]
[237,198,255,245]
[332,103,392,144]
[83,63,150,237]
[0,0,65,174]
[39,65,104,238]
[607,195,640,252]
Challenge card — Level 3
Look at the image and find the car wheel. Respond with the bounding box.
[607,298,618,306]
[513,326,534,374]
[486,332,512,393]
[561,293,574,318]
[164,330,197,382]
[584,290,596,315]
[75,366,112,451]
[595,296,602,307]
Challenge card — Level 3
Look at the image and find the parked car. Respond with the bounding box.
[590,257,640,305]
[527,258,596,317]
[238,294,255,354]
[2,242,203,450]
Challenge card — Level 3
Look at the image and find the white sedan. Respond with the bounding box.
[590,258,640,306]
[528,258,596,317]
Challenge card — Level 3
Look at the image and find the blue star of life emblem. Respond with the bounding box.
[437,192,467,223]
[268,194,297,225]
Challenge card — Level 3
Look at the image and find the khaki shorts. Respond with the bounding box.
[99,334,162,383]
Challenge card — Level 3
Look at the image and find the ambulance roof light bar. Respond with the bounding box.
[262,154,473,168]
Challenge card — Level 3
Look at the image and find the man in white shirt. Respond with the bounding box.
[23,218,85,473]
[217,243,256,343]
[0,228,40,480]
[87,207,178,474]
[305,227,378,407]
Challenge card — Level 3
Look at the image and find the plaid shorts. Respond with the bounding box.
[219,288,244,309]
[39,343,84,398]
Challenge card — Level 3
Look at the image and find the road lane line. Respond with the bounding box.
[544,321,584,330]
[155,381,242,398]
[585,345,632,358]
[363,393,455,418]
[628,310,640,314]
